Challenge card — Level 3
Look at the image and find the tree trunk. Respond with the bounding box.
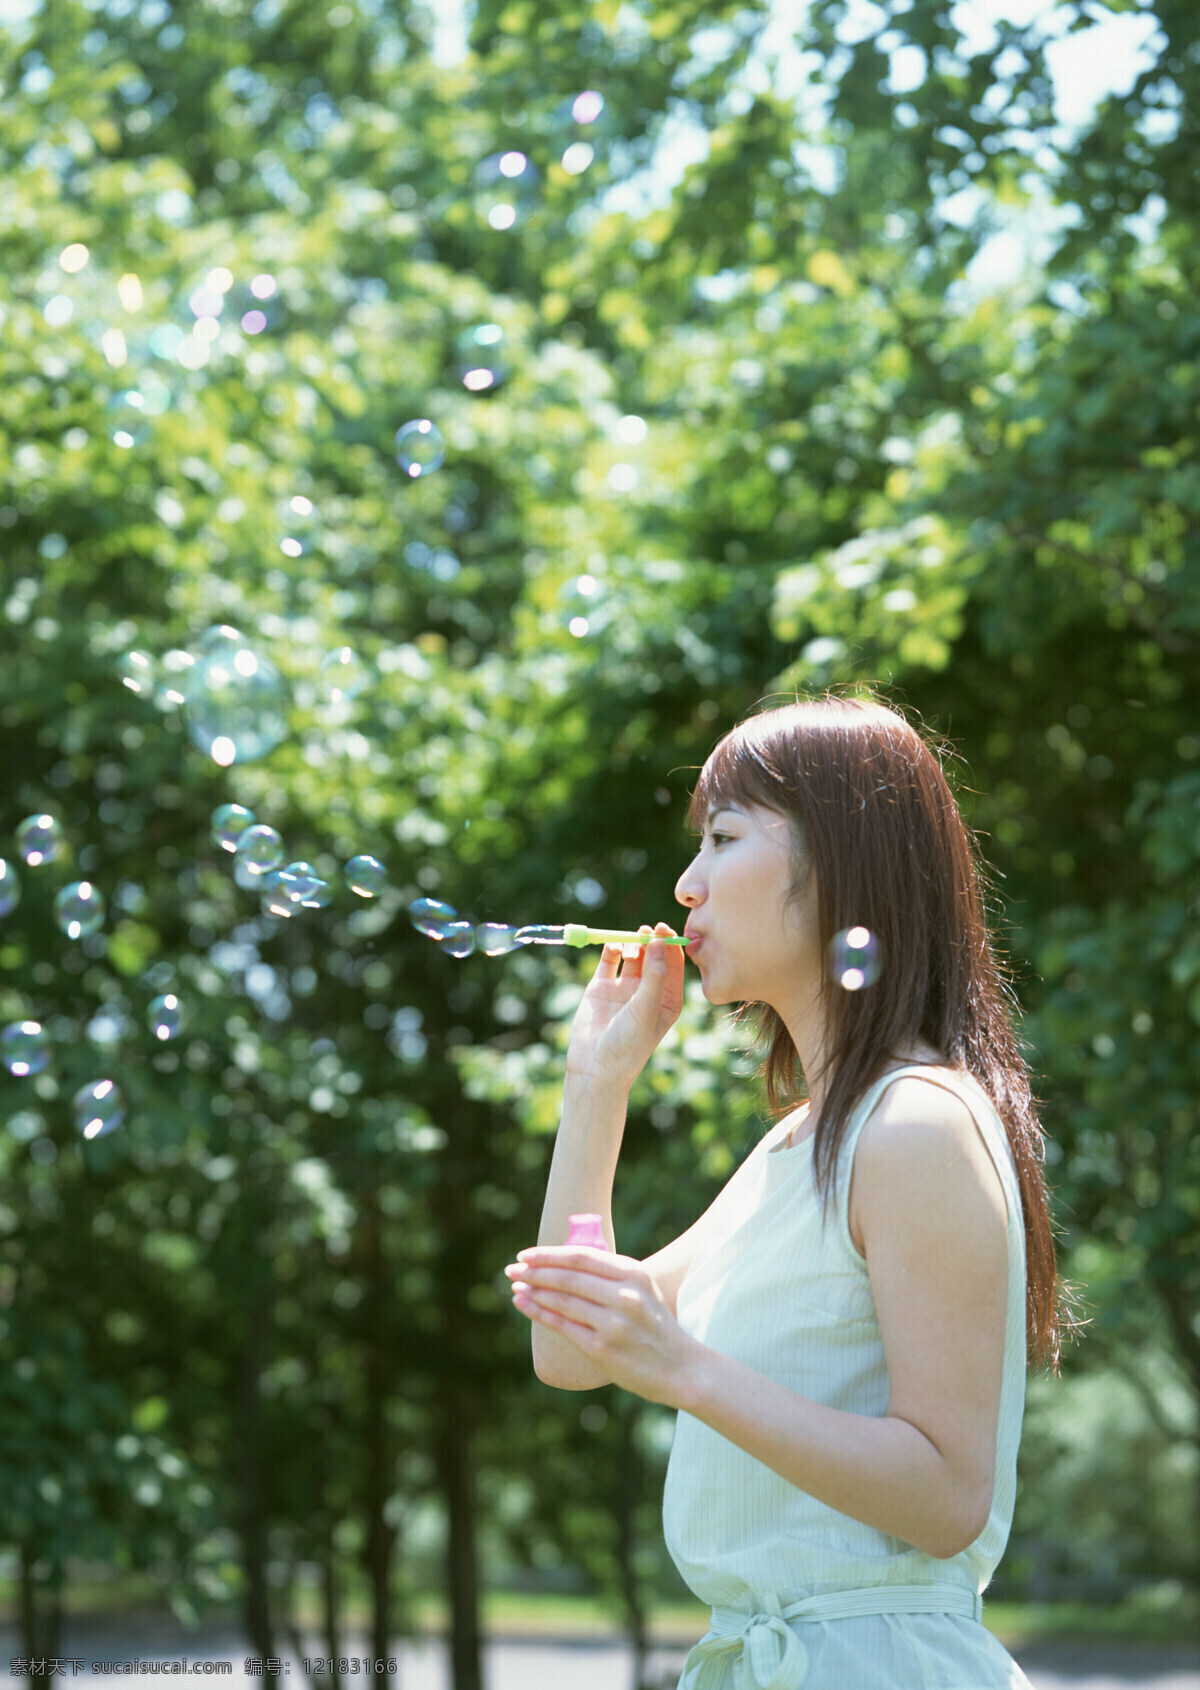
[235,1240,277,1673]
[615,1404,651,1690]
[435,1386,483,1690]
[1156,1272,1200,1602]
[322,1542,345,1688]
[18,1544,63,1679]
[362,1189,397,1687]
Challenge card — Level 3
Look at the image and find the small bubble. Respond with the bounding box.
[0,859,20,917]
[616,414,647,444]
[59,242,90,273]
[73,1078,126,1140]
[277,861,323,905]
[260,870,297,919]
[829,926,882,991]
[236,824,285,876]
[299,878,333,910]
[441,921,476,958]
[1,1021,50,1078]
[475,923,523,955]
[346,855,387,898]
[148,993,186,1041]
[561,142,594,175]
[119,650,157,697]
[54,881,106,940]
[572,91,605,124]
[455,322,509,394]
[210,803,257,853]
[15,814,65,868]
[242,310,267,335]
[394,418,445,479]
[318,647,371,703]
[250,273,276,299]
[409,896,459,938]
[473,150,540,230]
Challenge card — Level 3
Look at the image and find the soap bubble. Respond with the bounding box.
[236,824,285,876]
[455,323,509,394]
[277,861,323,904]
[119,650,157,697]
[299,878,333,910]
[15,814,65,868]
[0,859,19,917]
[182,625,289,766]
[551,89,611,170]
[394,418,445,479]
[74,1078,126,1139]
[474,150,540,229]
[107,389,150,449]
[441,921,476,958]
[475,923,523,955]
[211,803,257,853]
[345,855,387,897]
[829,926,882,991]
[409,897,459,938]
[318,647,371,703]
[155,648,195,710]
[148,993,186,1041]
[54,881,106,940]
[2,1021,50,1077]
[260,871,297,919]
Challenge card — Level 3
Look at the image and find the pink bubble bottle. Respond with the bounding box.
[566,1213,610,1250]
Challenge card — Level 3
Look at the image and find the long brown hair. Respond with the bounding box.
[687,693,1072,1372]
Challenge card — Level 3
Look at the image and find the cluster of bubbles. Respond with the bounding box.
[211,803,387,918]
[54,243,450,489]
[0,815,192,1140]
[829,927,882,991]
[408,898,526,960]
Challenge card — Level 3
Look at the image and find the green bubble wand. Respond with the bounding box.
[514,924,689,948]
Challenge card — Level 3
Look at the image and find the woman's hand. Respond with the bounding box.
[505,1245,699,1408]
[564,922,685,1091]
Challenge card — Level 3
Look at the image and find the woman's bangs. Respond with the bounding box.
[687,725,787,829]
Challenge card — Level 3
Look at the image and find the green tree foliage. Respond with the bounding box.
[0,0,1197,1678]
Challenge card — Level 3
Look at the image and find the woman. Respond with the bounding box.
[505,696,1070,1689]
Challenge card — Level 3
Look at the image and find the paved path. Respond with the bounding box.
[3,1620,1197,1688]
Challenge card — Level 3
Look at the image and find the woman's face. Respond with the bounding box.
[675,799,821,1013]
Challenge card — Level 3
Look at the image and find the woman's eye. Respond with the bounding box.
[710,831,732,847]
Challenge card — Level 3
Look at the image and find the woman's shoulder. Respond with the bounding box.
[849,1066,1010,1253]
[856,1067,1008,1205]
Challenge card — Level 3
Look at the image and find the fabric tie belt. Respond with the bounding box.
[679,1583,983,1690]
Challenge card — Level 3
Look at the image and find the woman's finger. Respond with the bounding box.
[594,941,624,981]
[509,1266,616,1306]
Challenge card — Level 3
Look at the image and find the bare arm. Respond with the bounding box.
[513,1080,1010,1557]
[531,1072,627,1389]
[528,927,684,1389]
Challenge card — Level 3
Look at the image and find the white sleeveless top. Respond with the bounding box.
[662,1065,1034,1689]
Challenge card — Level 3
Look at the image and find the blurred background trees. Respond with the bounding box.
[0,0,1196,1682]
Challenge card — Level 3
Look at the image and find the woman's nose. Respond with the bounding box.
[675,860,703,908]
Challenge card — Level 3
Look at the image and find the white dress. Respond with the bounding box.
[662,1064,1034,1689]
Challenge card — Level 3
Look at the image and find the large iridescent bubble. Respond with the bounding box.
[182,625,288,766]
